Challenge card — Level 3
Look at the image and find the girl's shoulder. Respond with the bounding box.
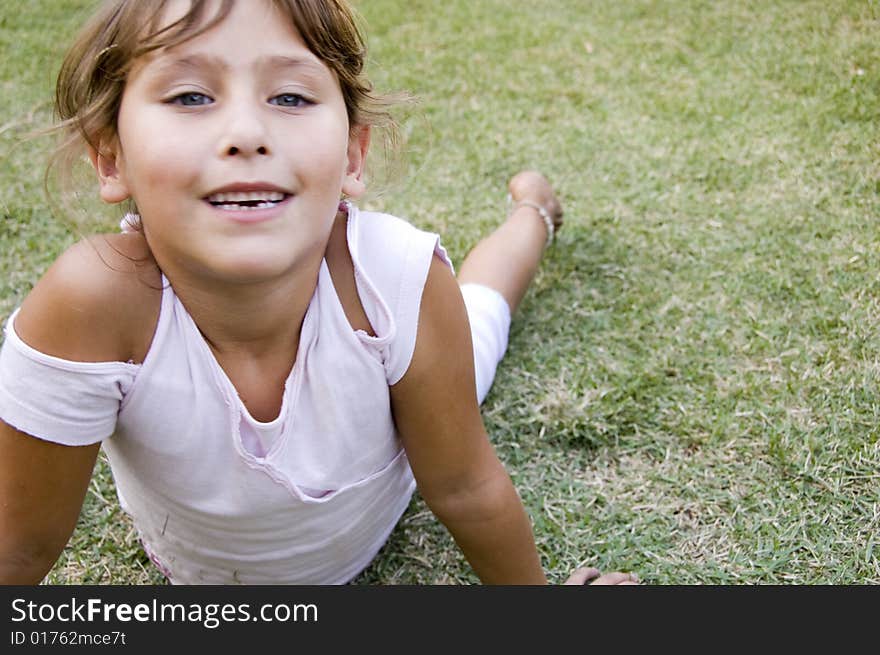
[13,231,162,365]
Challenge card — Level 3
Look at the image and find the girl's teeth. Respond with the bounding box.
[214,201,280,210]
[207,191,287,208]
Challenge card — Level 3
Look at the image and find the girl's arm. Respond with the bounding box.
[0,234,160,583]
[0,422,100,583]
[390,256,547,584]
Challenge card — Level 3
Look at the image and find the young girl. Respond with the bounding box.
[0,0,635,586]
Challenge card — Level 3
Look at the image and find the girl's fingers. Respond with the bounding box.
[589,572,639,585]
[563,567,602,585]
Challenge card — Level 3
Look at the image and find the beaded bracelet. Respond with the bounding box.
[511,199,555,249]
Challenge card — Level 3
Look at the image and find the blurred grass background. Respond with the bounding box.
[0,0,877,584]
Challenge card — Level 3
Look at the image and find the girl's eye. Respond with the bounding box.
[270,93,309,108]
[169,92,213,106]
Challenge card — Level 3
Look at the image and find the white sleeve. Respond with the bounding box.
[0,309,140,445]
[347,208,453,386]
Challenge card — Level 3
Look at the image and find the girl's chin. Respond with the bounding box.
[193,247,320,285]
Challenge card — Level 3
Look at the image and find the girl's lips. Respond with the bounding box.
[203,182,292,203]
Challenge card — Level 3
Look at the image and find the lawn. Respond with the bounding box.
[0,0,877,584]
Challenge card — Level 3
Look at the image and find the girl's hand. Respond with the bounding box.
[564,566,639,585]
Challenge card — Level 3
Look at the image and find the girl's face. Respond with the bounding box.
[94,0,368,285]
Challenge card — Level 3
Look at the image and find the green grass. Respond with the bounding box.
[1,0,878,584]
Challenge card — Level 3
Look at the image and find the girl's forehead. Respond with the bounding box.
[151,0,305,47]
[160,0,197,24]
[134,0,324,76]
[155,0,287,39]
[159,0,245,25]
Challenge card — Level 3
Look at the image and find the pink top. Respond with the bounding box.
[0,204,451,584]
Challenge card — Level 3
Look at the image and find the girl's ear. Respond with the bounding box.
[341,125,371,199]
[87,137,131,204]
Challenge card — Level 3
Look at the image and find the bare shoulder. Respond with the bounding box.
[14,231,162,364]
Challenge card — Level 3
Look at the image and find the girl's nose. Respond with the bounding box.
[218,108,271,158]
[226,144,268,156]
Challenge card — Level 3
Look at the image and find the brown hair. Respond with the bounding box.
[49,0,403,221]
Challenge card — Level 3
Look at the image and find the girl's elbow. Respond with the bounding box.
[0,554,56,585]
[0,537,64,584]
[422,469,519,525]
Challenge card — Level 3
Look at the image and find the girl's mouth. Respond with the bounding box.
[205,191,291,211]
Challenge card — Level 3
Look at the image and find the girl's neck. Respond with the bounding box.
[165,249,324,360]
